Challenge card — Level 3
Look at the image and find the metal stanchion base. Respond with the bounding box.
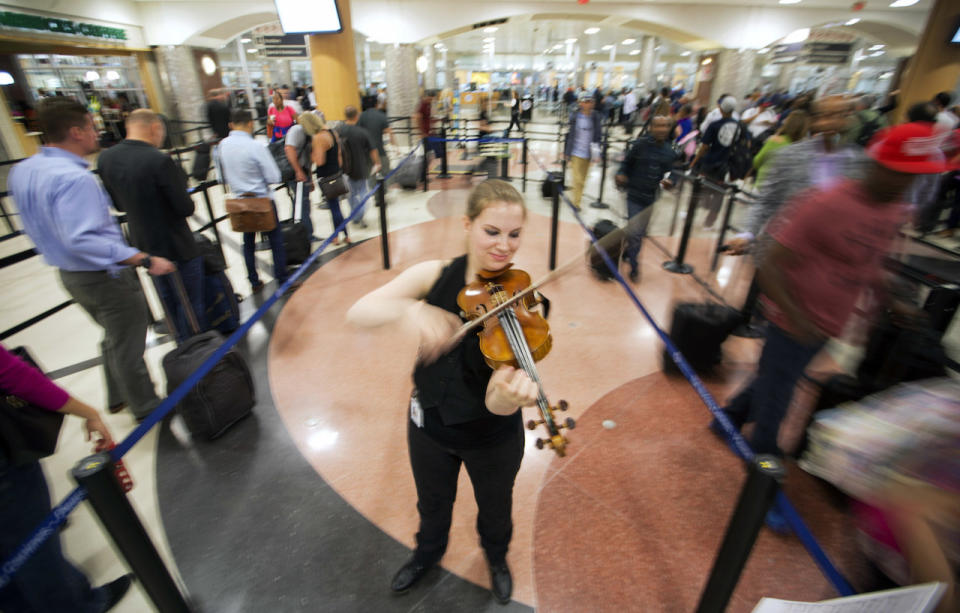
[731,323,765,338]
[590,200,610,209]
[437,173,452,179]
[663,260,693,274]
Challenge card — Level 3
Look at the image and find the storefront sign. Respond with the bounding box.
[772,41,852,65]
[0,10,126,40]
[263,47,308,58]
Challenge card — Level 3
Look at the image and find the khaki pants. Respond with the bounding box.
[568,155,591,209]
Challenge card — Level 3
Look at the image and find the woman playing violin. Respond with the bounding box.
[346,180,537,604]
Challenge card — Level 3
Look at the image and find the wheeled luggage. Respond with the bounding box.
[587,219,625,281]
[397,154,423,190]
[156,272,254,440]
[542,171,563,199]
[662,303,741,375]
[279,182,311,266]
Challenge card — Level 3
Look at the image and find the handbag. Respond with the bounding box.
[0,347,65,466]
[225,193,277,232]
[318,172,348,200]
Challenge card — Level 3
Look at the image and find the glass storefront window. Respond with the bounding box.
[17,53,147,109]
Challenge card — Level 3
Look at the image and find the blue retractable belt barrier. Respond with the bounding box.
[425,137,525,143]
[0,144,426,588]
[527,150,856,597]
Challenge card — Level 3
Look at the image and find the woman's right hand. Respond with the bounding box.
[84,414,114,448]
[409,303,464,365]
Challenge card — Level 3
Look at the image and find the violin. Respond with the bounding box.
[457,265,574,457]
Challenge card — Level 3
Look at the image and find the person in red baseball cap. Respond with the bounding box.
[714,122,949,532]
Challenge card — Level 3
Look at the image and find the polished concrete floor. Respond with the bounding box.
[2,134,958,612]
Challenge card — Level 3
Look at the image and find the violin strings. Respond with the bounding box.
[499,305,549,408]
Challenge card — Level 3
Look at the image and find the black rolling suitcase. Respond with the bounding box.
[662,303,742,375]
[280,182,311,265]
[190,142,212,181]
[397,154,423,189]
[156,272,255,440]
[542,171,563,199]
[587,219,625,281]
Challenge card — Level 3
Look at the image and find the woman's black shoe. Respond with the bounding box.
[390,557,432,594]
[98,573,133,612]
[489,561,512,605]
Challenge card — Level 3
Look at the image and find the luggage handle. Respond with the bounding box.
[151,269,202,340]
[294,181,303,223]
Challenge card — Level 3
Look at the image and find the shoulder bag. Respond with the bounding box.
[0,347,64,466]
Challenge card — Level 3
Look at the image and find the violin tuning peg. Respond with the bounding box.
[526,419,542,431]
[563,417,576,430]
[557,400,568,412]
[535,438,551,450]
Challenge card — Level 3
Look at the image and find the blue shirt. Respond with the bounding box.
[572,113,594,159]
[9,147,138,273]
[216,130,281,198]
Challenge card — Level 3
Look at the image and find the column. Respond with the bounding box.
[307,0,360,121]
[892,0,960,123]
[637,36,658,93]
[710,48,758,102]
[385,44,419,117]
[423,45,436,91]
[153,45,208,123]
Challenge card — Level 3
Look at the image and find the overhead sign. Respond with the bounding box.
[260,34,306,46]
[771,41,852,65]
[0,10,126,40]
[262,47,308,58]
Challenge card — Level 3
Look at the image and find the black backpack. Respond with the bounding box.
[268,139,295,183]
[726,122,754,181]
[335,126,359,179]
[855,111,882,148]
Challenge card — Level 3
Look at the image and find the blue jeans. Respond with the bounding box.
[0,459,108,612]
[154,256,205,342]
[722,324,824,455]
[624,198,654,270]
[242,203,287,287]
[286,180,313,239]
[346,176,369,222]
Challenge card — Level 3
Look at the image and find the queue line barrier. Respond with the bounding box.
[0,144,424,610]
[530,149,856,611]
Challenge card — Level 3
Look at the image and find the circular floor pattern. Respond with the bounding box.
[532,373,872,613]
[267,215,766,607]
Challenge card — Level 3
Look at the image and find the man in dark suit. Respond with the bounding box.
[98,109,204,341]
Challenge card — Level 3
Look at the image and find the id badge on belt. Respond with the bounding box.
[410,390,424,428]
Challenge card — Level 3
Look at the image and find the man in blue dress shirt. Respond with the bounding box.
[9,97,175,421]
[216,109,288,292]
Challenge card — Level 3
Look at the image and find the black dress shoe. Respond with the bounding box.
[489,561,512,605]
[390,557,432,594]
[98,573,133,612]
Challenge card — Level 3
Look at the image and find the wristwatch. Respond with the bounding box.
[139,255,152,270]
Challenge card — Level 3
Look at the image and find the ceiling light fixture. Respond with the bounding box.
[247,48,258,54]
[845,17,861,25]
[622,38,636,45]
[588,49,597,54]
[889,0,918,6]
[240,38,252,43]
[601,44,613,50]
[484,26,498,33]
[758,48,771,54]
[869,44,885,50]
[565,38,578,44]
[701,58,712,65]
[681,51,691,56]
[584,27,600,34]
[779,0,802,4]
[0,71,14,86]
[84,70,100,81]
[483,37,496,43]
[629,49,640,55]
[783,27,810,44]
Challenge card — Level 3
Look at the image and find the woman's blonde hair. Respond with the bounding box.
[298,111,323,136]
[465,180,527,221]
[778,110,809,142]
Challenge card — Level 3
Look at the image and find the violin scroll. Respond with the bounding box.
[528,400,575,457]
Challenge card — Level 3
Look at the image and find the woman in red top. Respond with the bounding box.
[267,90,297,142]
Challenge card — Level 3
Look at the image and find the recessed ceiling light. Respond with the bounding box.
[240,38,252,43]
[483,37,496,43]
[629,49,640,55]
[246,48,258,54]
[758,48,771,54]
[779,0,801,4]
[681,51,691,56]
[565,38,578,44]
[622,38,636,45]
[869,44,885,50]
[584,27,600,35]
[845,18,861,25]
[601,44,613,50]
[889,0,918,6]
[484,26,498,33]
[588,49,597,54]
[701,58,712,65]
[871,50,885,56]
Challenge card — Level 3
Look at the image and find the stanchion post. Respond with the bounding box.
[663,176,700,274]
[421,138,429,192]
[522,138,528,193]
[375,177,390,270]
[696,455,785,613]
[549,175,561,271]
[591,124,611,209]
[0,197,16,234]
[711,185,739,272]
[500,148,510,181]
[201,186,225,263]
[72,454,192,613]
[438,124,451,179]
